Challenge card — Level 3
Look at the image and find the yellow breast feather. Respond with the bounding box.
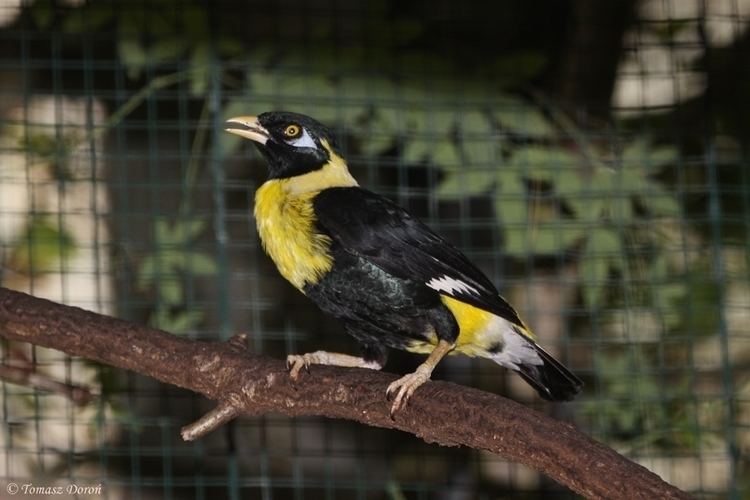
[253,153,357,291]
[254,180,333,291]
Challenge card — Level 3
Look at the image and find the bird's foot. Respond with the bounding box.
[286,353,314,380]
[386,364,433,416]
[285,351,384,380]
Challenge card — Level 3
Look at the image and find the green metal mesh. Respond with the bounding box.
[0,1,748,498]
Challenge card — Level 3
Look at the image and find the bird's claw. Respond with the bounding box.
[385,367,431,416]
[286,354,312,380]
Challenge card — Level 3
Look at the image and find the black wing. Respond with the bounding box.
[313,186,525,326]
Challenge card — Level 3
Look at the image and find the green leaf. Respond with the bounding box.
[595,165,621,188]
[509,145,580,180]
[426,110,459,138]
[351,110,396,156]
[619,141,681,216]
[402,109,429,133]
[431,142,461,170]
[616,165,648,195]
[182,252,217,275]
[169,218,207,244]
[163,310,205,334]
[149,307,173,331]
[653,282,687,315]
[460,111,496,166]
[498,177,585,256]
[495,178,528,225]
[506,222,585,257]
[579,228,624,309]
[189,44,210,95]
[338,105,369,125]
[643,146,679,172]
[118,38,147,79]
[463,140,496,167]
[148,38,188,63]
[582,352,668,437]
[402,138,432,164]
[153,217,207,246]
[436,169,496,199]
[492,96,555,136]
[11,218,76,276]
[137,255,157,290]
[19,133,73,164]
[639,186,681,217]
[137,253,180,289]
[580,251,610,310]
[567,197,606,224]
[607,194,634,224]
[154,218,174,245]
[158,277,183,304]
[621,140,678,174]
[554,163,618,224]
[217,37,244,57]
[649,253,670,281]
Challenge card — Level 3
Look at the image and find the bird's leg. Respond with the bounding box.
[286,351,383,379]
[386,339,454,415]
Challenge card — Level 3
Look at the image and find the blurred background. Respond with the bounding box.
[0,0,748,498]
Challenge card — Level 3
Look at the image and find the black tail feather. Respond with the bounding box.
[516,343,583,401]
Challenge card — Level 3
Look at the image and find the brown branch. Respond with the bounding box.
[0,287,689,500]
[0,361,93,405]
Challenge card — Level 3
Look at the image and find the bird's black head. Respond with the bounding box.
[225,111,343,179]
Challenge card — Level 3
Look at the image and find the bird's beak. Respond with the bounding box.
[225,116,270,144]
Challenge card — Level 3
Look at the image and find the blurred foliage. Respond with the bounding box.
[582,350,723,452]
[32,0,243,94]
[18,132,78,181]
[584,351,668,441]
[438,117,682,311]
[584,352,665,447]
[137,217,217,333]
[8,217,76,276]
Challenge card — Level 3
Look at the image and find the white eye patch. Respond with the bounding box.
[287,128,317,149]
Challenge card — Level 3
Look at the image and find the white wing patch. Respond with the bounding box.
[426,275,479,296]
[288,128,318,149]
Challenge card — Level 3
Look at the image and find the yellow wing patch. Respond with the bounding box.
[406,295,495,355]
[440,295,493,350]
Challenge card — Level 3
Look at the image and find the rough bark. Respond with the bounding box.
[0,286,689,499]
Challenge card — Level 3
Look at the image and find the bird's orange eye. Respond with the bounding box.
[284,124,301,138]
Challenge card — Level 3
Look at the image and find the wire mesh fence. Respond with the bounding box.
[0,0,748,498]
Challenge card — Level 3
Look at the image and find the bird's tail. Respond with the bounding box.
[514,343,583,401]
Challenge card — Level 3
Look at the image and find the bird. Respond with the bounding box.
[225,111,583,414]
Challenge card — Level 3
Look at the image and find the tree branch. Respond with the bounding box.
[0,287,689,499]
[0,360,93,405]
